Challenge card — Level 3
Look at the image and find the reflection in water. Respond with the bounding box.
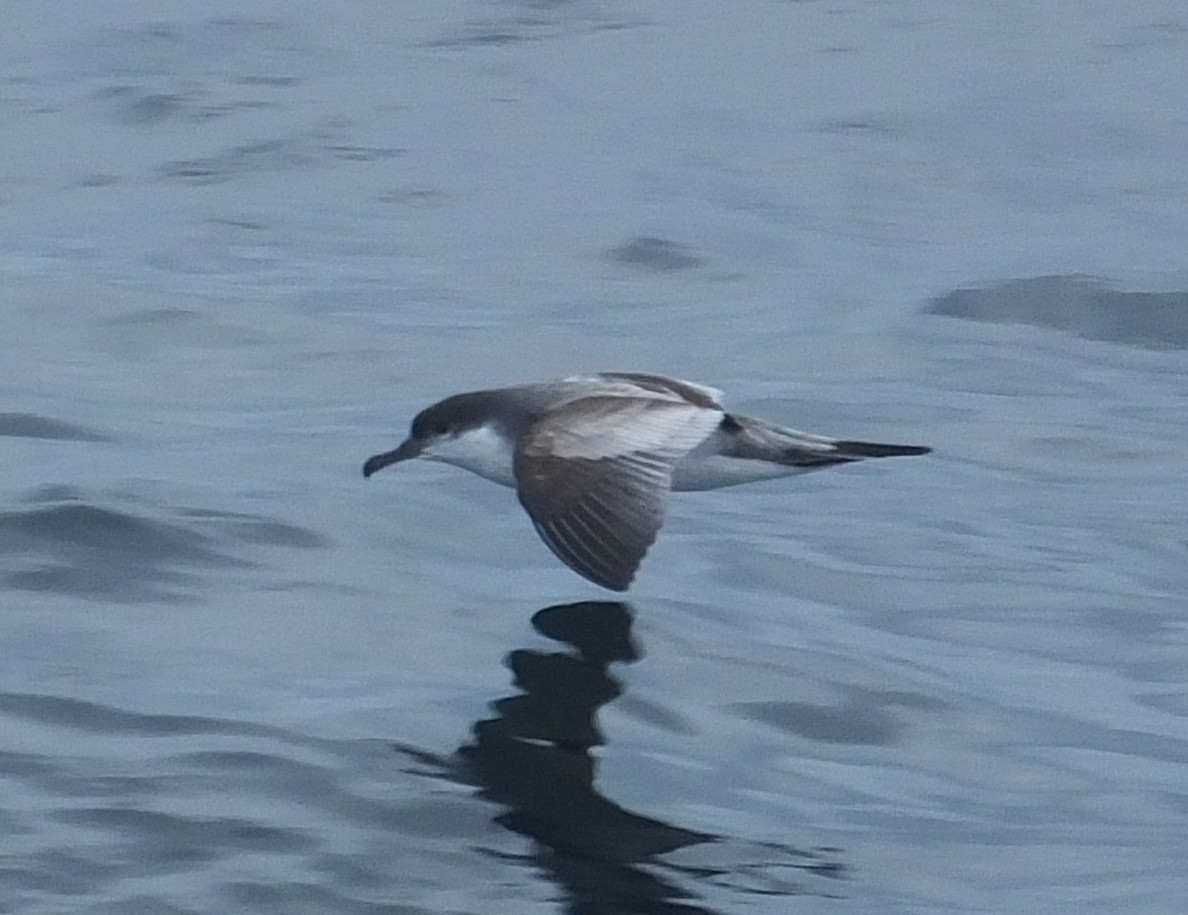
[395,602,846,912]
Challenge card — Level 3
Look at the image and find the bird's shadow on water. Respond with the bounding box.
[393,601,847,913]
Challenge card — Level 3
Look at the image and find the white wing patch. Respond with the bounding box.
[525,397,722,462]
[513,395,724,589]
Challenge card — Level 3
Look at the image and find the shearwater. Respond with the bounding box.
[363,372,930,591]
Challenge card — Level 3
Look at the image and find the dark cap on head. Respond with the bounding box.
[362,389,518,478]
[417,392,507,437]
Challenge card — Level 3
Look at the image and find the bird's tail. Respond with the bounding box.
[830,440,932,459]
[724,416,931,467]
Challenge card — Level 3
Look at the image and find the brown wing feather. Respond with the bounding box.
[518,451,666,590]
[515,396,722,589]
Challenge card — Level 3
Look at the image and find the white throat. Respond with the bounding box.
[423,423,517,487]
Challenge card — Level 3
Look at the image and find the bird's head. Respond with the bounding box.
[361,393,502,478]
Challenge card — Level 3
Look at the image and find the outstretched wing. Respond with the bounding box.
[514,396,722,590]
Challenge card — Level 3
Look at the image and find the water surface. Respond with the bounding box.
[2,2,1187,913]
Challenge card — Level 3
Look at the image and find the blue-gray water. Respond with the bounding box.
[2,3,1187,913]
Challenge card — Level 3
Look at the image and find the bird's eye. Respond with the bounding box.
[433,423,449,436]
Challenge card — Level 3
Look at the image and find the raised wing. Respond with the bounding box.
[595,372,726,410]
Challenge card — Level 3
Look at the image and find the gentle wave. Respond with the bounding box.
[0,489,328,602]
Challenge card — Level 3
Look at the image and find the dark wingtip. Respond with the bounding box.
[566,551,636,592]
[833,441,932,459]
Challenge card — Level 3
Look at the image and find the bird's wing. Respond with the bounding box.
[514,396,722,590]
[593,372,727,409]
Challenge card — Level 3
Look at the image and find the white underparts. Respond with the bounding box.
[423,423,518,487]
[423,419,825,493]
[670,454,817,491]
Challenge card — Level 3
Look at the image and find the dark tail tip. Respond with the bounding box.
[833,441,932,459]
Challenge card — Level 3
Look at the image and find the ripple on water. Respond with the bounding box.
[926,275,1188,350]
[0,413,114,442]
[0,488,327,602]
[0,597,855,913]
[606,236,705,272]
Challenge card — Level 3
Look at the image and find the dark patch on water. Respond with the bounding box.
[926,275,1188,349]
[159,140,309,184]
[426,27,537,49]
[607,236,705,272]
[0,565,190,602]
[179,507,330,549]
[734,696,906,746]
[0,490,325,601]
[426,7,647,51]
[17,485,87,504]
[734,686,945,747]
[120,92,185,125]
[4,500,220,564]
[0,692,293,740]
[0,498,240,603]
[94,84,276,127]
[78,174,119,188]
[817,115,900,136]
[0,414,113,442]
[159,137,403,184]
